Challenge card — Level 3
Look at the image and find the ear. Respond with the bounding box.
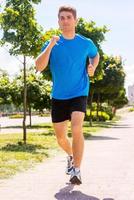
[75,18,79,26]
[58,20,61,30]
[58,19,60,26]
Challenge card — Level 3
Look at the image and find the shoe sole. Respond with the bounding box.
[70,176,82,185]
[66,167,74,175]
[66,171,73,175]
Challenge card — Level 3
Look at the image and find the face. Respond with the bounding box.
[58,11,77,32]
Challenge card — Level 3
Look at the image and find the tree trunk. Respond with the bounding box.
[23,56,27,144]
[112,106,116,115]
[96,92,100,121]
[29,104,32,127]
[89,90,94,126]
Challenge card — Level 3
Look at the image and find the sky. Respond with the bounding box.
[0,0,134,94]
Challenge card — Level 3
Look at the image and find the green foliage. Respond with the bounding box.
[41,29,61,42]
[76,18,108,47]
[129,107,134,112]
[0,69,11,105]
[92,55,125,94]
[10,76,23,108]
[0,0,43,57]
[11,67,51,112]
[110,89,128,108]
[85,110,110,121]
[90,55,127,114]
[100,103,114,120]
[27,67,51,111]
[0,67,51,113]
[9,114,23,118]
[87,102,114,120]
[0,131,57,178]
[102,55,125,93]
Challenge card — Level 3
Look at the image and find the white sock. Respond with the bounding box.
[74,167,80,172]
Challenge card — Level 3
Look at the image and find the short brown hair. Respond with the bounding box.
[58,6,77,19]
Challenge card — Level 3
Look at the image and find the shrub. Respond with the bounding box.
[129,107,134,112]
[85,110,110,121]
[9,114,24,119]
[39,113,50,117]
[100,104,114,120]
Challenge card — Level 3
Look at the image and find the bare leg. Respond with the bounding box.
[53,120,72,155]
[71,111,85,168]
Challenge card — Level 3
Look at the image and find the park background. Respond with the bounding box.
[0,0,134,94]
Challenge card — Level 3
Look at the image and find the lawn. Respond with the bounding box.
[0,119,118,179]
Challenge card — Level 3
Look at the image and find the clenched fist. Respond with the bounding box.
[87,64,95,77]
[50,35,60,48]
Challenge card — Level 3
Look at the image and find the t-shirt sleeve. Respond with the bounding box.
[41,40,50,52]
[87,39,98,58]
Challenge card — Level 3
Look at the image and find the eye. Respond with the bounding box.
[67,15,72,19]
[60,16,65,20]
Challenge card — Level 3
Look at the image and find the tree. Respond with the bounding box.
[92,55,127,118]
[0,0,43,143]
[10,75,23,108]
[26,67,51,126]
[0,69,11,106]
[11,67,51,126]
[108,89,128,114]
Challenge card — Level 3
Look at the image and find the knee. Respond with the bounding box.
[56,136,67,145]
[72,124,82,134]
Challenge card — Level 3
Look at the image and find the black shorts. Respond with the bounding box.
[51,96,87,123]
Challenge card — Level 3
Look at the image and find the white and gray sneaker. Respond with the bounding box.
[66,155,74,175]
[69,168,82,185]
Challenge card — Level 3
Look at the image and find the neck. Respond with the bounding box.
[62,30,76,39]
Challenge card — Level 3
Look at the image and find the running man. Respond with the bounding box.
[35,5,99,185]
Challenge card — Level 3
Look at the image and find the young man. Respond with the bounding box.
[35,6,99,185]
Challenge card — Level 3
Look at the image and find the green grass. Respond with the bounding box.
[0,131,58,179]
[9,114,24,119]
[0,118,118,179]
[129,107,134,112]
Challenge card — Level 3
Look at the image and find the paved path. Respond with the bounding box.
[0,116,51,134]
[0,115,51,127]
[0,111,134,200]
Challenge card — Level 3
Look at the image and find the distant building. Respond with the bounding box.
[128,84,134,104]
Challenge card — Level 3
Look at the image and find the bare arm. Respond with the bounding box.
[35,36,60,72]
[87,53,100,77]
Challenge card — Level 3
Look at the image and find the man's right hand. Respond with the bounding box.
[50,35,60,48]
[35,35,60,72]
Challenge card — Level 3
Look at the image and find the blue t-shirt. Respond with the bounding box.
[41,34,98,100]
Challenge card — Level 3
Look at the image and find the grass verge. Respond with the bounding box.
[0,131,58,179]
[0,118,118,179]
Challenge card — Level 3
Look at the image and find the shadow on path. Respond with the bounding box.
[112,124,133,128]
[54,184,115,200]
[88,135,119,140]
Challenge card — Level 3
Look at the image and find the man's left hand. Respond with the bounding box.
[87,64,95,77]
